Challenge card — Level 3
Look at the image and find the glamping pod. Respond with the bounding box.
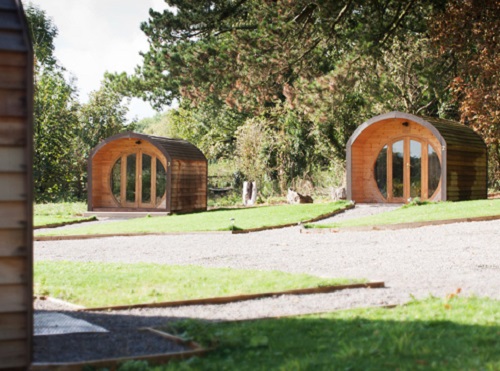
[88,132,208,213]
[347,112,487,203]
[0,0,34,369]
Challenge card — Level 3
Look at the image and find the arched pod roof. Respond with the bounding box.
[89,132,207,162]
[348,111,485,151]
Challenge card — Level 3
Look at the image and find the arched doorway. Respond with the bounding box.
[110,151,167,208]
[373,136,441,202]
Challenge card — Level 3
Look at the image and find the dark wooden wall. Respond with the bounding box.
[429,119,488,201]
[170,159,207,212]
[0,0,33,369]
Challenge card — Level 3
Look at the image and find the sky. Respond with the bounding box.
[25,0,170,121]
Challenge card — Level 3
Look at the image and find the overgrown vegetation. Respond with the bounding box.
[36,202,349,236]
[34,261,363,307]
[307,199,500,229]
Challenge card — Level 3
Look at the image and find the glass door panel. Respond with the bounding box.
[409,140,422,198]
[156,159,167,204]
[126,154,136,203]
[111,157,121,203]
[374,145,388,198]
[428,144,441,197]
[141,154,152,204]
[373,138,441,203]
[392,140,404,198]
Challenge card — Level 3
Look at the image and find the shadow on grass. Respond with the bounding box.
[156,299,500,370]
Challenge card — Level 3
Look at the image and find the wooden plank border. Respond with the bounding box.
[79,281,385,312]
[34,204,355,241]
[33,217,97,230]
[301,214,500,234]
[30,327,209,371]
[231,203,355,234]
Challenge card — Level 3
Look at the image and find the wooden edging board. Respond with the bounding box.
[301,214,500,234]
[33,217,97,230]
[30,328,209,371]
[79,281,385,312]
[34,204,355,241]
[231,203,355,234]
[221,303,401,324]
[34,230,231,241]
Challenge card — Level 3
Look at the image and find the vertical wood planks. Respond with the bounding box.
[0,0,33,368]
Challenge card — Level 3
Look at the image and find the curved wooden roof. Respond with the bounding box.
[348,111,486,151]
[90,132,207,162]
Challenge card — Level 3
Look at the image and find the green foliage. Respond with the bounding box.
[34,261,362,307]
[71,83,131,199]
[117,361,150,371]
[27,3,79,200]
[36,202,349,236]
[135,112,170,137]
[33,68,80,202]
[131,0,447,112]
[26,4,131,202]
[25,3,57,68]
[155,296,500,370]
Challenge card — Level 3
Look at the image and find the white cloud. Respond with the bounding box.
[25,0,170,120]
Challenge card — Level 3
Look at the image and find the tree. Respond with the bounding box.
[26,3,132,201]
[431,0,500,189]
[24,2,57,68]
[71,83,131,199]
[33,68,80,202]
[124,0,446,113]
[26,4,81,201]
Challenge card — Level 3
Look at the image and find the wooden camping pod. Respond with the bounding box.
[88,132,208,213]
[0,0,33,369]
[347,112,487,203]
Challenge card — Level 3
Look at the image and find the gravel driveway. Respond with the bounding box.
[35,204,500,319]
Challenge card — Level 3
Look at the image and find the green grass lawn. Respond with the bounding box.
[34,261,363,307]
[147,296,500,370]
[307,199,500,229]
[34,201,94,227]
[36,201,349,236]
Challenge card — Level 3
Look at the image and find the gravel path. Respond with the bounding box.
[33,204,500,363]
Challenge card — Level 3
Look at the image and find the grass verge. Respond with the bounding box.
[36,201,349,236]
[147,296,500,370]
[34,261,364,307]
[34,201,93,227]
[306,199,500,229]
